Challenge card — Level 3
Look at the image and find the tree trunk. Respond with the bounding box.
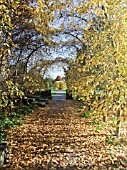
[116,109,122,137]
[19,97,22,108]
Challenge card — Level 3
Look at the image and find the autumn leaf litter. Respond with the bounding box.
[5,100,127,170]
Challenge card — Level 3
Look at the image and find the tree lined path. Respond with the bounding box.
[1,0,127,169]
[4,100,127,170]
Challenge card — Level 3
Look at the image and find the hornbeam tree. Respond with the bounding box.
[66,0,127,137]
[0,0,71,112]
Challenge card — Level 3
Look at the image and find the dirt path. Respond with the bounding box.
[4,100,127,170]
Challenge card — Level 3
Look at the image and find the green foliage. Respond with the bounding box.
[96,121,106,131]
[83,111,89,118]
[108,149,115,157]
[91,119,100,125]
[0,103,36,142]
[1,118,15,129]
[96,125,102,131]
[120,138,127,145]
[114,138,127,147]
[106,136,116,144]
[110,115,117,126]
[0,131,8,143]
[0,110,5,119]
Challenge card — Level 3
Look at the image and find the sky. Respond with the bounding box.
[45,67,65,80]
[44,62,68,80]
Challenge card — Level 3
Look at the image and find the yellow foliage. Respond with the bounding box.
[54,81,67,90]
[66,0,127,129]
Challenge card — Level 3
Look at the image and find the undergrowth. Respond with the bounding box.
[0,104,38,143]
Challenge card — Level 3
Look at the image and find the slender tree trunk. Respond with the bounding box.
[19,97,22,108]
[116,109,122,137]
[103,91,108,122]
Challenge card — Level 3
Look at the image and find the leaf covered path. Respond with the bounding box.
[5,100,127,170]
